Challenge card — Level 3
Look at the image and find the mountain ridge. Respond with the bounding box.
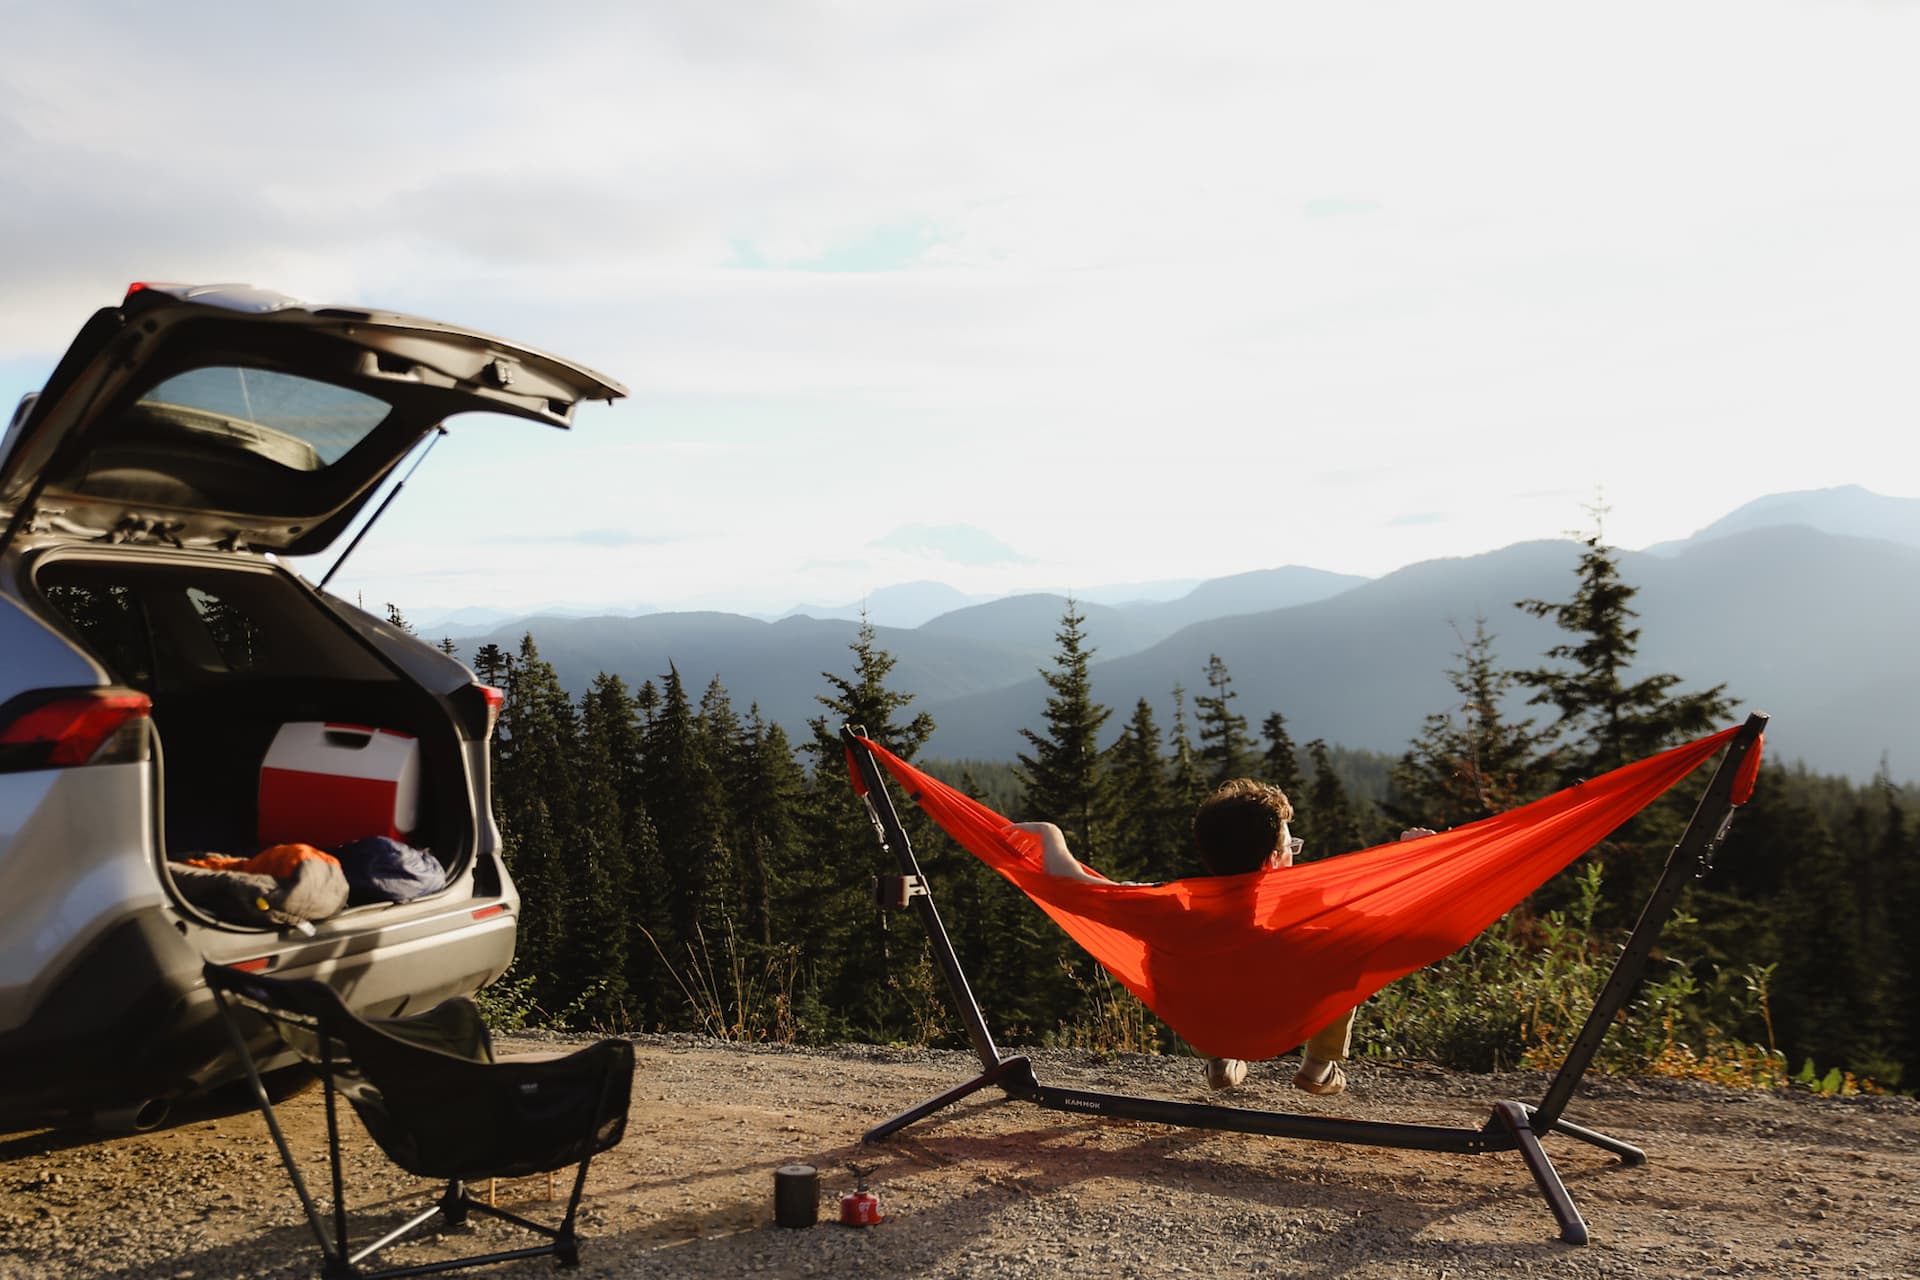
[433,487,1920,781]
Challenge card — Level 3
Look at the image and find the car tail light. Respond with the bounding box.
[0,689,152,771]
[449,682,505,741]
[478,684,504,738]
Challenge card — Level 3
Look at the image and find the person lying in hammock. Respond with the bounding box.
[1016,778,1432,1098]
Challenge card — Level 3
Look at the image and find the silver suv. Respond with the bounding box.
[0,283,623,1129]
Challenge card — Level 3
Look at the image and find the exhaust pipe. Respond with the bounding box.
[89,1096,172,1134]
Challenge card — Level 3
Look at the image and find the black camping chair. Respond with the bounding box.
[203,963,634,1279]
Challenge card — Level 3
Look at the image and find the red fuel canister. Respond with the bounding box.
[839,1189,882,1226]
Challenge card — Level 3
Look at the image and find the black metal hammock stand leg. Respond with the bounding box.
[840,712,1768,1246]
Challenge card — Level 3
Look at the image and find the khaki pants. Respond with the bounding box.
[1303,1007,1356,1062]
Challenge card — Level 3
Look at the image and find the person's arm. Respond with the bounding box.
[1011,821,1111,883]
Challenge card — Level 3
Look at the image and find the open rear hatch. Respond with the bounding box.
[0,283,625,558]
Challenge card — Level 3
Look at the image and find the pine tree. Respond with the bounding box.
[803,615,938,1040]
[1770,807,1881,1078]
[640,665,729,968]
[472,643,511,687]
[806,615,935,760]
[1515,508,1730,780]
[1258,711,1306,800]
[1002,602,1112,1029]
[1879,780,1920,1084]
[1014,601,1114,860]
[492,634,579,1003]
[567,673,633,1026]
[699,677,746,796]
[1514,507,1733,912]
[1193,654,1255,786]
[438,636,459,657]
[738,710,807,954]
[384,603,415,635]
[1832,786,1904,1083]
[1303,739,1366,858]
[1389,619,1551,829]
[581,673,669,1031]
[1166,683,1204,815]
[697,676,747,933]
[1105,698,1178,883]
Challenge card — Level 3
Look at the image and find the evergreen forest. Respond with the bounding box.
[412,529,1920,1094]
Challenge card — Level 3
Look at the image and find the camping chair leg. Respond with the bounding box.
[320,1041,353,1264]
[454,1159,595,1269]
[555,1155,594,1266]
[863,1055,1038,1143]
[439,1180,468,1227]
[1492,1101,1589,1245]
[348,1199,453,1271]
[206,985,356,1277]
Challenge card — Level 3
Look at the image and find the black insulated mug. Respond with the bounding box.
[774,1163,818,1228]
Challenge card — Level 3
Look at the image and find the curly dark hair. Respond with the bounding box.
[1191,778,1294,876]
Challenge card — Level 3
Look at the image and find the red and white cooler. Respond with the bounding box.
[257,722,420,848]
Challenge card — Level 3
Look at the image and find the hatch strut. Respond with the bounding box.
[318,426,447,593]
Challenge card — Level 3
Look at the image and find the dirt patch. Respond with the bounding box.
[4,1036,1918,1279]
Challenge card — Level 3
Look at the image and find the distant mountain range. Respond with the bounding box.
[442,487,1920,782]
[1643,485,1920,557]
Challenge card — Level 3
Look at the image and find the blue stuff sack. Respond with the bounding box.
[333,836,449,904]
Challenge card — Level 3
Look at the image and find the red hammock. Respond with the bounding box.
[848,726,1761,1062]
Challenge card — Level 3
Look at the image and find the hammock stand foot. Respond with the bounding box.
[864,1055,1038,1143]
[1492,1101,1589,1245]
[1539,1108,1646,1166]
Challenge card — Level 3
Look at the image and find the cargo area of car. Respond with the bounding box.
[30,551,471,928]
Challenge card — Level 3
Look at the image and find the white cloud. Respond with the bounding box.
[869,523,1030,566]
[6,1,1919,613]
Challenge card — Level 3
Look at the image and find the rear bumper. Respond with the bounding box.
[0,902,516,1123]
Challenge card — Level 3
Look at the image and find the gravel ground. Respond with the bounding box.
[4,1035,1918,1279]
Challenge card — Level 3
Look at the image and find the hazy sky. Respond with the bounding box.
[3,1,1916,617]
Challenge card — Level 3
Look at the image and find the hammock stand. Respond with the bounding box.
[841,712,1768,1245]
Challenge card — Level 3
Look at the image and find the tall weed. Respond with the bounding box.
[1049,962,1169,1056]
[885,941,955,1047]
[640,918,803,1043]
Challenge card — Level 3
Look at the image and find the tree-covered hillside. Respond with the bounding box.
[442,528,1919,1092]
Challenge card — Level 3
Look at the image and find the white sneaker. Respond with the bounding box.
[1205,1057,1247,1090]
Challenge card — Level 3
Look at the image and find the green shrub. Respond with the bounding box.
[1364,864,1788,1086]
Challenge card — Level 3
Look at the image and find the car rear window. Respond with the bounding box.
[186,587,267,673]
[135,367,392,469]
[41,582,154,689]
[37,562,393,686]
